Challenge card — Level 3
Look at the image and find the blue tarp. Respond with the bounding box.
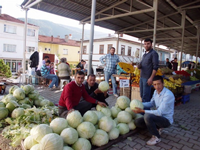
[181,80,200,86]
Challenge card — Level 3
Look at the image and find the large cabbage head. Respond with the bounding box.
[91,129,109,147]
[101,107,112,117]
[28,90,40,100]
[72,138,91,150]
[98,116,113,132]
[50,118,68,134]
[11,108,25,118]
[18,97,33,106]
[63,146,73,150]
[128,120,136,130]
[6,100,18,113]
[2,94,17,104]
[83,111,98,125]
[67,110,83,128]
[60,127,78,145]
[13,88,25,100]
[98,81,109,92]
[117,123,130,135]
[108,127,120,140]
[24,135,38,150]
[130,99,144,110]
[31,124,53,142]
[30,144,40,150]
[117,111,132,123]
[93,111,105,120]
[77,122,96,139]
[0,102,5,108]
[125,107,136,118]
[0,107,9,120]
[40,99,52,107]
[116,96,130,110]
[21,85,34,95]
[111,106,121,118]
[9,85,19,94]
[39,133,63,150]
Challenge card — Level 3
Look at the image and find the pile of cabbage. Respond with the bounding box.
[21,95,143,150]
[0,85,59,147]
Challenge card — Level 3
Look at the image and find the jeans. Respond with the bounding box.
[140,77,152,102]
[104,71,117,95]
[43,74,59,88]
[134,114,171,138]
[58,101,92,118]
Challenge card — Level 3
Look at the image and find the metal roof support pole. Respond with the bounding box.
[195,25,200,68]
[88,0,96,75]
[23,8,28,83]
[179,11,186,71]
[80,23,85,61]
[140,40,143,61]
[153,0,158,51]
[116,33,119,54]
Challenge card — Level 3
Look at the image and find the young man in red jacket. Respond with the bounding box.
[59,71,106,117]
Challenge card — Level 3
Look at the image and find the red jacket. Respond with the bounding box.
[59,81,97,110]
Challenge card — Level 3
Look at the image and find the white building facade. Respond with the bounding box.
[0,14,39,72]
[82,37,173,74]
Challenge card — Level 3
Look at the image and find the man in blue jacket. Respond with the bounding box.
[41,60,59,90]
[138,38,159,102]
[133,76,175,146]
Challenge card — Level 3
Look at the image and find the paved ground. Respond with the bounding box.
[2,84,200,150]
[35,85,200,150]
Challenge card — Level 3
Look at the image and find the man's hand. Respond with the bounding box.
[94,88,103,95]
[67,109,75,115]
[97,101,107,107]
[132,107,145,114]
[147,78,153,86]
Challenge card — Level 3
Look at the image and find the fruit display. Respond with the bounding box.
[160,67,173,74]
[132,67,140,84]
[0,59,12,78]
[190,76,199,81]
[164,78,183,89]
[118,62,134,74]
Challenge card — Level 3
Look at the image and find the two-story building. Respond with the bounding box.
[0,14,39,73]
[38,35,80,66]
[82,36,173,74]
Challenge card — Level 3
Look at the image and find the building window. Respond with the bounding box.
[3,59,23,73]
[27,28,35,36]
[121,45,125,55]
[107,44,113,54]
[128,46,131,56]
[45,48,47,51]
[99,45,104,54]
[26,47,35,53]
[4,24,16,34]
[3,44,16,52]
[63,49,68,55]
[83,46,87,54]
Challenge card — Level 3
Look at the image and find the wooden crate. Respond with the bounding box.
[120,87,131,99]
[131,86,142,101]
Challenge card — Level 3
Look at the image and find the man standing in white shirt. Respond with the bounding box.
[133,75,175,146]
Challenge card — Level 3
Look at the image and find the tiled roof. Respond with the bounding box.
[39,35,80,47]
[0,14,37,26]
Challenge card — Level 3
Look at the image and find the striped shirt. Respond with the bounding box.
[100,54,120,73]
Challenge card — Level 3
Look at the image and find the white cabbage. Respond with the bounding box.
[98,116,113,132]
[117,111,132,123]
[83,111,98,125]
[24,135,38,150]
[93,111,105,120]
[98,81,109,92]
[72,138,91,150]
[60,127,78,145]
[130,99,144,110]
[125,107,136,118]
[116,96,130,110]
[91,129,109,146]
[63,146,74,150]
[30,144,40,150]
[50,118,68,134]
[67,110,83,128]
[117,123,130,135]
[108,128,119,140]
[77,122,96,139]
[110,106,121,118]
[128,120,136,130]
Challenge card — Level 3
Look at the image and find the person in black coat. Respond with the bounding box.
[76,60,84,70]
[30,51,39,70]
[166,58,172,69]
[83,74,109,107]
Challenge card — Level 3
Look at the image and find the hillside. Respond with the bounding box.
[19,18,109,40]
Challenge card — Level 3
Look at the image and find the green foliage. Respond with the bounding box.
[0,59,12,78]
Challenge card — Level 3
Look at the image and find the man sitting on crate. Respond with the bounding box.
[133,75,175,146]
[82,74,109,107]
[40,60,59,90]
[58,71,106,118]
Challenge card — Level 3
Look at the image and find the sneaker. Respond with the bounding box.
[146,135,161,146]
[113,94,119,98]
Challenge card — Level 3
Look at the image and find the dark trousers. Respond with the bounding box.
[134,113,171,138]
[59,101,92,118]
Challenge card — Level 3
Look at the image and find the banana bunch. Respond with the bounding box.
[164,79,177,89]
[169,77,175,83]
[174,78,183,85]
[133,75,140,84]
[156,68,163,76]
[134,67,140,76]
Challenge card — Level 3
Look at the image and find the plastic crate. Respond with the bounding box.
[181,94,190,104]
